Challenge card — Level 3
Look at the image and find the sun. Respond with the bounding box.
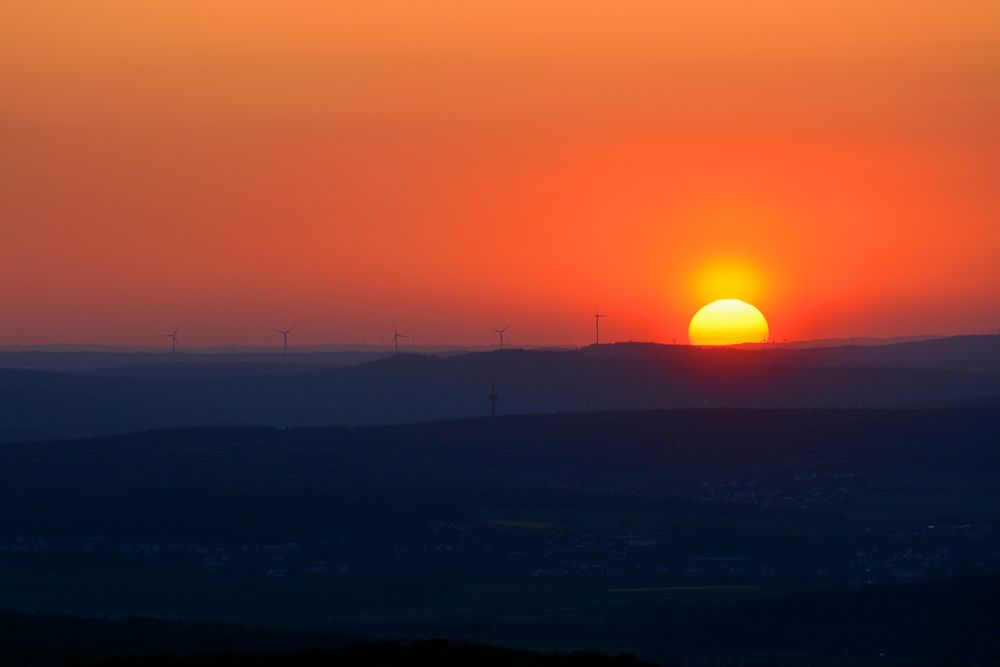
[689,299,769,346]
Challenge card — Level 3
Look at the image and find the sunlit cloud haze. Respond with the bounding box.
[3,1,999,347]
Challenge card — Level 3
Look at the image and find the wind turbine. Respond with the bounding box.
[392,324,409,354]
[489,324,510,351]
[162,326,180,360]
[488,377,500,418]
[274,325,295,358]
[594,307,607,345]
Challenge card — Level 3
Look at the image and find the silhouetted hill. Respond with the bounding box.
[2,408,997,540]
[94,645,654,667]
[0,351,389,376]
[2,576,1000,665]
[1,336,1000,441]
[743,334,1000,373]
[1,409,998,664]
[0,611,355,666]
[0,616,632,667]
[91,361,346,380]
[0,610,651,667]
[740,334,943,349]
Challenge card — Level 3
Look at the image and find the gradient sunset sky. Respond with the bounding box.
[3,1,999,347]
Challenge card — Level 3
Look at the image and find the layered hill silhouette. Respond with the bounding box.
[0,336,998,442]
[3,408,997,541]
[0,409,998,664]
[0,350,389,376]
[0,608,649,666]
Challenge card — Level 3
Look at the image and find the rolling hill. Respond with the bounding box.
[0,336,999,441]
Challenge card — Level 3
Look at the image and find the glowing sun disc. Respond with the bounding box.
[689,299,769,346]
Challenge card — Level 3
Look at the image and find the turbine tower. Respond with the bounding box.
[489,324,510,351]
[488,378,500,418]
[162,326,180,360]
[594,307,607,345]
[392,324,410,354]
[274,325,295,358]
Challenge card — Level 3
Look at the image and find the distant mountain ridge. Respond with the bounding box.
[0,335,998,442]
[0,331,976,360]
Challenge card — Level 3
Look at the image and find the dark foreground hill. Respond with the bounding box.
[0,409,998,664]
[2,408,999,540]
[95,643,654,667]
[0,577,994,666]
[0,612,353,666]
[1,336,999,441]
[0,611,650,667]
[1,579,998,666]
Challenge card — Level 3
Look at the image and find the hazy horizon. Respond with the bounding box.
[0,331,975,353]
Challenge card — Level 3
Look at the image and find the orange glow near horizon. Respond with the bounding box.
[2,2,999,347]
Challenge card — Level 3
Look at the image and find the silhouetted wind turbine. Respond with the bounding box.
[594,307,607,345]
[392,324,409,354]
[489,324,510,351]
[274,325,295,358]
[162,326,180,360]
[488,377,500,418]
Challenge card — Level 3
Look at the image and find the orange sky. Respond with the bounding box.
[2,1,999,347]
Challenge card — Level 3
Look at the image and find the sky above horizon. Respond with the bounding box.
[3,1,999,347]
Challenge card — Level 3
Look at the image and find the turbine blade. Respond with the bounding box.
[287,325,295,333]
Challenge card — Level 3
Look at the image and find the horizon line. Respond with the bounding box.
[0,332,987,354]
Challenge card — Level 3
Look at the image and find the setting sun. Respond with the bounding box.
[689,299,769,346]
